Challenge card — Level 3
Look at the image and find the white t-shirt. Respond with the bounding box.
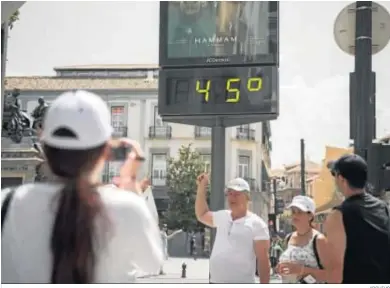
[1,183,164,283]
[209,210,270,283]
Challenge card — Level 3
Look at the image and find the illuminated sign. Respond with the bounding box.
[159,66,278,117]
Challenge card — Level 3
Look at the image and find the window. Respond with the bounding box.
[241,124,250,130]
[152,154,167,186]
[111,105,127,136]
[289,175,294,188]
[200,154,211,173]
[237,124,251,138]
[199,127,211,135]
[238,156,250,178]
[101,163,109,183]
[107,161,122,183]
[153,105,166,127]
[111,105,125,127]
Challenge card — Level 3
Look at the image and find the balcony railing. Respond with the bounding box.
[112,126,128,137]
[194,126,212,138]
[149,126,172,139]
[236,127,255,141]
[151,176,166,187]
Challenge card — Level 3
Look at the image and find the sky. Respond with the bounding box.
[6,1,390,169]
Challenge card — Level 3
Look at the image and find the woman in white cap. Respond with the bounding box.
[276,195,331,284]
[1,90,163,283]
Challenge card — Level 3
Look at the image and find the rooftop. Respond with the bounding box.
[5,76,158,91]
[307,175,319,182]
[54,64,159,71]
[270,169,285,178]
[5,64,160,91]
[379,134,390,143]
[273,160,321,175]
[287,161,321,173]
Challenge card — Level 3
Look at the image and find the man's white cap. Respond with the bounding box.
[287,195,316,214]
[41,90,113,150]
[226,177,250,192]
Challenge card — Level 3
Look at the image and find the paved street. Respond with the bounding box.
[137,257,282,284]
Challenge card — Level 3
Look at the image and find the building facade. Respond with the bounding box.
[4,64,273,220]
[271,160,321,234]
[272,160,321,206]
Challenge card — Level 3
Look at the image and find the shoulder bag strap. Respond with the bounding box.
[313,233,324,269]
[2,188,16,231]
[284,232,292,248]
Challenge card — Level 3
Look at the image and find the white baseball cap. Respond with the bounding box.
[226,178,250,192]
[287,195,316,214]
[41,90,113,150]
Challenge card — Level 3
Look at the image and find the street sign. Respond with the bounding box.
[158,1,279,127]
[368,141,390,194]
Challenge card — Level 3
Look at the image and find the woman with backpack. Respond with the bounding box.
[276,196,331,284]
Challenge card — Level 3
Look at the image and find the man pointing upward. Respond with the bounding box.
[195,173,271,283]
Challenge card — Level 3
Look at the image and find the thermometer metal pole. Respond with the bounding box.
[209,117,226,250]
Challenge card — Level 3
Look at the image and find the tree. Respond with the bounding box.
[9,10,20,30]
[163,144,208,232]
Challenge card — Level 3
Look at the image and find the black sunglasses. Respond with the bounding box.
[331,169,340,177]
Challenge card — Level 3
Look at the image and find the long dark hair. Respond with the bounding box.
[44,141,106,284]
[308,212,315,228]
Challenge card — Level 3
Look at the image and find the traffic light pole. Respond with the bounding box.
[300,139,306,196]
[209,118,226,250]
[272,178,277,233]
[353,1,375,160]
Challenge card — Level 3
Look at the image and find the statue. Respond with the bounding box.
[34,162,47,182]
[2,88,33,143]
[31,97,49,130]
[33,139,56,183]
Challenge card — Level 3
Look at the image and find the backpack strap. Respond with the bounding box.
[312,233,324,269]
[2,188,16,231]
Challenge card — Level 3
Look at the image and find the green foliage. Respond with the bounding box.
[9,10,20,30]
[163,144,208,232]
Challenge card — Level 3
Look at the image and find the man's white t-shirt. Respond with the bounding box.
[1,183,164,283]
[209,210,270,283]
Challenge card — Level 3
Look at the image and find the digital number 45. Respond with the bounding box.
[196,77,263,103]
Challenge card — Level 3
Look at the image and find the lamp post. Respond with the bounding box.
[334,1,390,195]
[334,2,390,158]
[267,177,285,235]
[300,139,306,196]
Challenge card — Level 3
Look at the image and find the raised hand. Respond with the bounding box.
[196,173,209,187]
